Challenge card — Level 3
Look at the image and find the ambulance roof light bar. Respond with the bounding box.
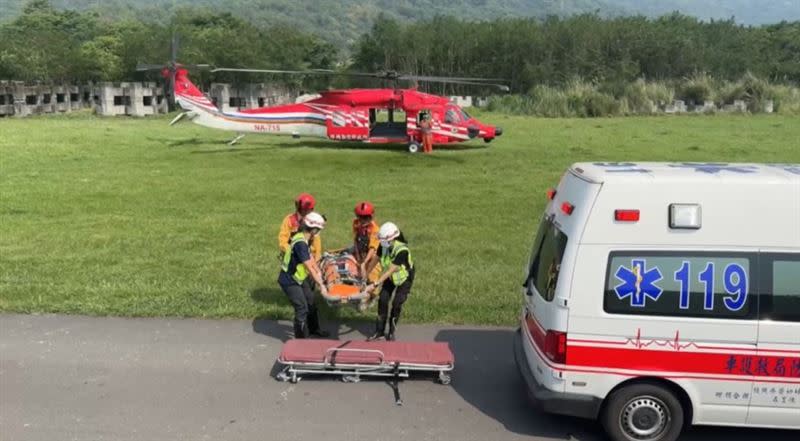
[669,203,702,229]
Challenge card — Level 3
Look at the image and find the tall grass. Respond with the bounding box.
[488,73,800,117]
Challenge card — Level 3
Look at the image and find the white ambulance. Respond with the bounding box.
[514,162,800,441]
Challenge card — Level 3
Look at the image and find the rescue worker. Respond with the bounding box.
[278,193,322,262]
[352,201,380,283]
[278,212,330,339]
[365,222,414,341]
[419,111,434,154]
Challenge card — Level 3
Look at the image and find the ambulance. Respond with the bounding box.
[514,162,800,441]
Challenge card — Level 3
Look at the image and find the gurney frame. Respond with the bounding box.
[275,346,453,386]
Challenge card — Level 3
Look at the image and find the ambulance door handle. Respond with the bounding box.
[556,297,568,308]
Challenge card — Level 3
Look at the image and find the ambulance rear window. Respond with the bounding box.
[761,254,800,322]
[527,217,569,302]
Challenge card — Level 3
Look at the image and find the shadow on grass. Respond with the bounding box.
[272,139,490,153]
[189,145,281,155]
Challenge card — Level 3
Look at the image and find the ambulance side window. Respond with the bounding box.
[759,253,800,322]
[603,252,757,319]
[527,217,569,302]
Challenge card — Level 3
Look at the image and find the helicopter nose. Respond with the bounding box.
[495,127,503,136]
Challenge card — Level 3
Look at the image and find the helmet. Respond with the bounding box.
[354,201,374,217]
[295,193,315,213]
[378,222,400,242]
[303,212,326,230]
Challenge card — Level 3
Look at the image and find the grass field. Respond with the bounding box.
[1,111,799,325]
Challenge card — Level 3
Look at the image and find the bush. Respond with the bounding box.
[677,72,715,104]
[622,79,672,114]
[485,75,797,117]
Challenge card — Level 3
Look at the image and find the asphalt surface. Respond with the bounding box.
[1,313,796,441]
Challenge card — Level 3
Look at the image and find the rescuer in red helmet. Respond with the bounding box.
[352,201,380,283]
[278,193,322,262]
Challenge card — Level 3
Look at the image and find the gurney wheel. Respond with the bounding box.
[276,372,290,383]
[342,375,361,383]
[438,372,451,385]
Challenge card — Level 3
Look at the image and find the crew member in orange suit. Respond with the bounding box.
[419,111,434,154]
[352,201,380,283]
[278,193,322,262]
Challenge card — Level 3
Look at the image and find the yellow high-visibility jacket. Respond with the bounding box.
[278,213,321,261]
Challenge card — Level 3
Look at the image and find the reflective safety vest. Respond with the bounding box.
[380,241,414,285]
[281,232,309,284]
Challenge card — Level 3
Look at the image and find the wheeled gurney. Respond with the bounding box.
[276,339,454,404]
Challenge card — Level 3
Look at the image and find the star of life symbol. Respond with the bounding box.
[614,259,663,307]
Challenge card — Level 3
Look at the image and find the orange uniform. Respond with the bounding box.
[278,213,322,261]
[419,118,434,153]
[352,219,381,282]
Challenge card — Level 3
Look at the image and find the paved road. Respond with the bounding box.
[1,314,796,441]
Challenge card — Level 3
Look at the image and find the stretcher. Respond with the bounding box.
[276,339,455,405]
[318,250,374,311]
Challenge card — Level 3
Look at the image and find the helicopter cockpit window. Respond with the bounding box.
[444,108,460,124]
[459,107,471,120]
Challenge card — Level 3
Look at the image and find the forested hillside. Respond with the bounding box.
[1,0,798,48]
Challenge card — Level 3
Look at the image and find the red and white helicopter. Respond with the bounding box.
[138,56,506,152]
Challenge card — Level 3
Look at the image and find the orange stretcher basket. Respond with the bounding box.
[318,251,374,311]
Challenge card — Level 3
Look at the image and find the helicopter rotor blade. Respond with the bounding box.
[211,67,331,75]
[399,75,510,91]
[136,63,166,71]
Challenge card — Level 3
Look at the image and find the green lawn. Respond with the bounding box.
[1,111,799,325]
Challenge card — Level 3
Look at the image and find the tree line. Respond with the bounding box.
[1,0,798,99]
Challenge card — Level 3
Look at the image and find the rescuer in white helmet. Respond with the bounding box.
[278,212,330,338]
[365,222,415,341]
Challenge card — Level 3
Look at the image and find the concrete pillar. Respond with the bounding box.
[125,82,145,116]
[0,81,14,116]
[210,83,231,112]
[95,82,120,116]
[12,82,30,117]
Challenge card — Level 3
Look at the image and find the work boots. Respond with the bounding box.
[387,316,398,341]
[293,322,308,339]
[367,318,386,341]
[306,305,330,338]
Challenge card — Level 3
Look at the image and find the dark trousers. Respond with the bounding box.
[377,272,414,333]
[279,279,321,338]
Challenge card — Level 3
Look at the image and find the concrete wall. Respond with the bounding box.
[208,83,294,112]
[0,81,94,117]
[92,82,168,117]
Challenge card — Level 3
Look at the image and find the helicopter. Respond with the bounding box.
[137,39,506,152]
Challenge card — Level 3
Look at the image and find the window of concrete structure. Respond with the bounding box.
[94,95,100,104]
[114,96,131,106]
[229,97,245,108]
[56,93,65,103]
[0,95,6,105]
[70,93,79,101]
[26,95,37,105]
[43,94,51,104]
[157,96,163,104]
[258,97,265,107]
[84,92,90,101]
[143,96,153,106]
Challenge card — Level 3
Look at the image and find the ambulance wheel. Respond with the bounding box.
[601,383,684,441]
[407,142,421,154]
